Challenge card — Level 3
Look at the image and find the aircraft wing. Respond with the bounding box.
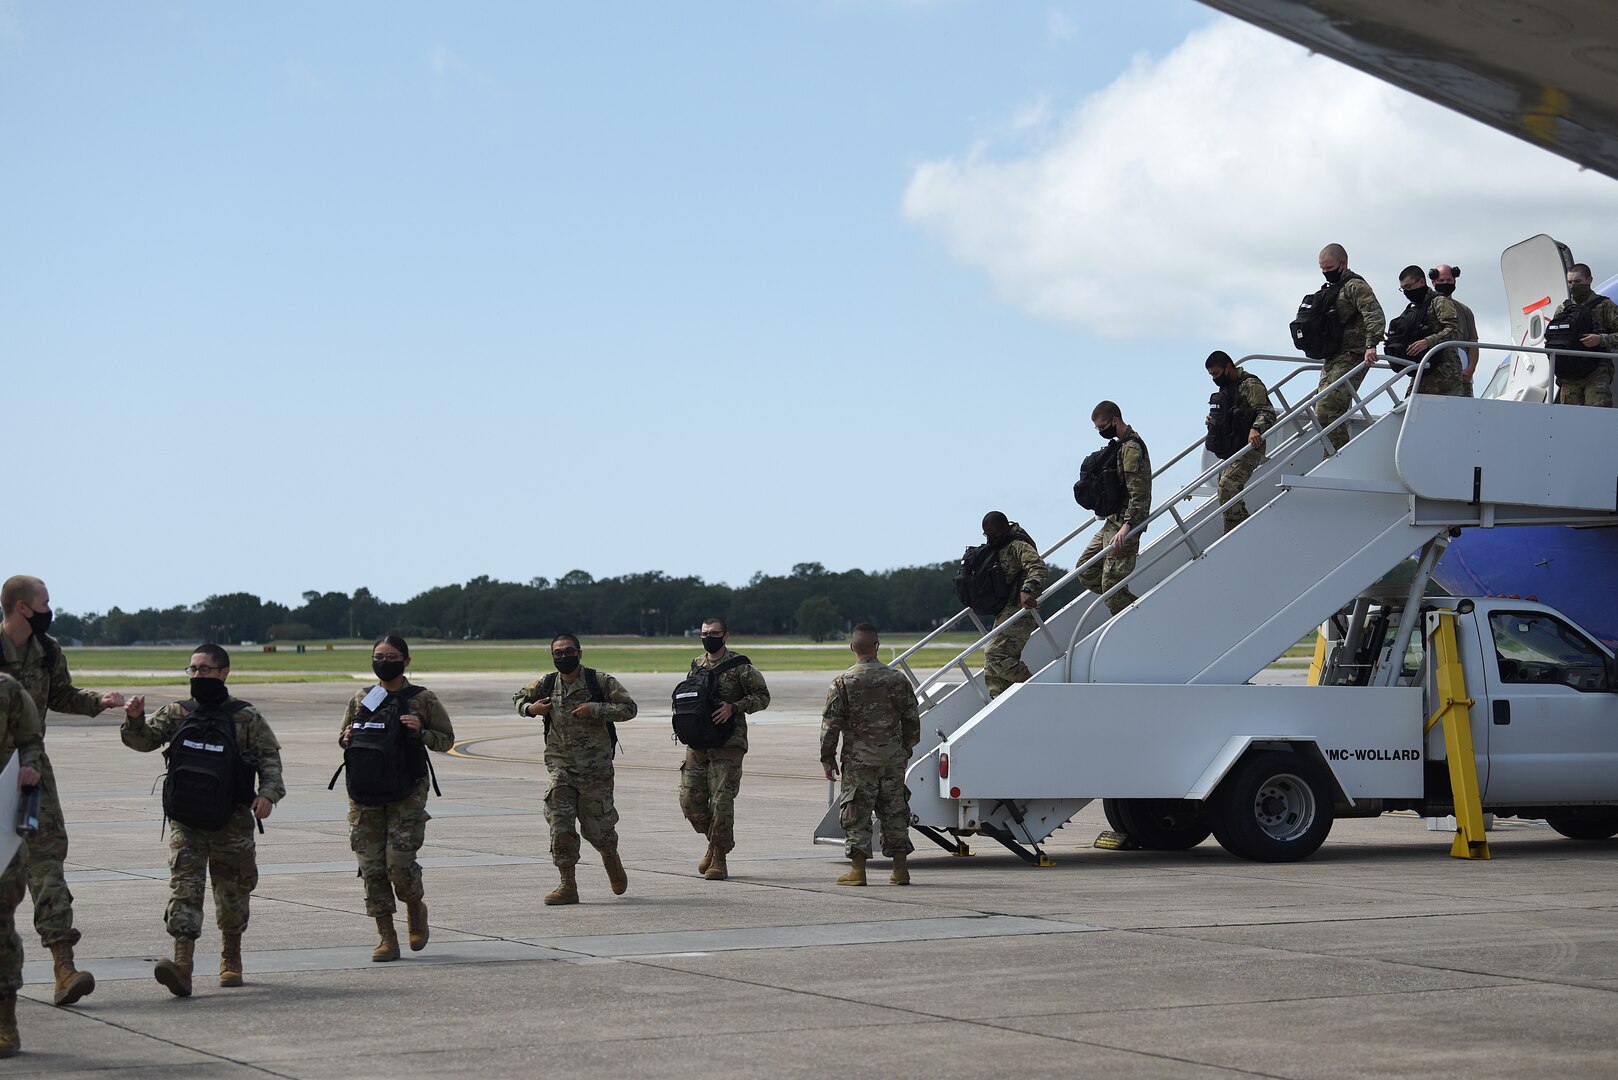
[1197,0,1618,181]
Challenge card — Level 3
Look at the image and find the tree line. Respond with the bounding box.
[52,562,1083,646]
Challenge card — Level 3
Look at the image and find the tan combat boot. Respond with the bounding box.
[406,899,429,952]
[837,853,868,886]
[890,852,910,886]
[50,941,96,1006]
[602,849,628,896]
[696,840,716,876]
[0,994,18,1058]
[220,932,244,987]
[154,937,194,997]
[372,916,400,963]
[704,848,728,881]
[544,865,579,906]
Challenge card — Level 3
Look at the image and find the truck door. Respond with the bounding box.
[1481,609,1618,803]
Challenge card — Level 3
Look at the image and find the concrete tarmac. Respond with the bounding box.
[10,671,1618,1078]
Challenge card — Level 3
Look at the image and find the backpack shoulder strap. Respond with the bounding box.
[539,673,557,698]
[583,667,604,702]
[398,685,427,704]
[717,653,750,674]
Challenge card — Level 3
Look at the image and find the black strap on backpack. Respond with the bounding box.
[536,668,619,755]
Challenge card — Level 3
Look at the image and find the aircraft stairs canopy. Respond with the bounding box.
[814,347,1618,851]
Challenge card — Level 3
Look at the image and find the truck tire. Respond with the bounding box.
[1107,798,1212,850]
[1547,814,1618,840]
[1209,751,1335,862]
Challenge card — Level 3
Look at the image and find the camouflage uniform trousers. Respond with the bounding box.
[679,746,744,854]
[1559,359,1614,407]
[984,602,1036,698]
[166,810,258,940]
[24,750,80,948]
[1315,355,1368,452]
[1078,519,1141,615]
[1218,449,1266,533]
[838,762,914,860]
[1412,354,1467,397]
[0,850,26,995]
[545,758,619,869]
[348,778,431,917]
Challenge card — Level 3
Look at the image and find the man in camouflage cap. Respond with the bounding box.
[1078,402,1151,615]
[0,675,43,1057]
[979,512,1048,698]
[120,644,284,996]
[821,624,920,886]
[1314,244,1386,452]
[678,617,770,882]
[0,575,127,1007]
[514,633,638,905]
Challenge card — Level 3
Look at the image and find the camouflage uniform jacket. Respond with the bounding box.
[340,680,455,752]
[994,523,1048,602]
[0,631,104,735]
[1331,271,1387,355]
[1232,367,1278,438]
[1112,432,1153,528]
[820,657,920,772]
[514,669,636,766]
[121,699,287,805]
[1552,293,1618,350]
[0,674,43,773]
[690,650,770,753]
[1415,293,1463,349]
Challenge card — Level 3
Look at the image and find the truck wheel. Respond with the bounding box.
[1102,798,1128,834]
[1210,751,1335,862]
[1109,798,1212,850]
[1547,814,1618,840]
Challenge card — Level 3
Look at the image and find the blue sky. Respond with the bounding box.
[6,1,1615,615]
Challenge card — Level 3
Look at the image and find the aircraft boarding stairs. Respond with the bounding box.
[815,351,1618,861]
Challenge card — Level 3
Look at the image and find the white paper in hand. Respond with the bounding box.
[0,752,20,873]
[361,685,388,712]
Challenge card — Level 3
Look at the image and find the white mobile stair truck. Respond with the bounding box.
[815,348,1618,863]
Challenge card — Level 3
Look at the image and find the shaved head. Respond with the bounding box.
[1,575,45,616]
[851,622,880,656]
[1319,243,1347,263]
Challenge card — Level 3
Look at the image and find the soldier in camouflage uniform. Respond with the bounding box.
[514,634,637,905]
[1204,353,1277,533]
[0,576,125,1006]
[979,512,1048,698]
[1429,265,1479,396]
[120,644,284,997]
[1394,265,1467,396]
[0,675,43,1058]
[676,617,770,881]
[340,635,455,960]
[1551,263,1617,408]
[1314,244,1386,452]
[820,624,920,886]
[1078,401,1151,616]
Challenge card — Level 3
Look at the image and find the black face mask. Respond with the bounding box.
[1213,372,1237,388]
[700,635,726,654]
[1433,282,1455,296]
[25,608,51,639]
[1403,286,1428,304]
[190,677,229,706]
[1322,267,1344,284]
[1570,283,1595,303]
[1097,422,1116,441]
[553,654,581,675]
[372,659,406,682]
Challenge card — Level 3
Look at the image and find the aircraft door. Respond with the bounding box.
[1494,235,1572,402]
[1481,607,1618,804]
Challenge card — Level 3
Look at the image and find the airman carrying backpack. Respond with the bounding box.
[329,685,436,806]
[535,668,619,755]
[672,655,748,749]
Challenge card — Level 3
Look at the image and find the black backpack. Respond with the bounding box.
[953,538,1013,615]
[162,698,259,832]
[1074,435,1146,518]
[672,654,749,749]
[1290,280,1347,360]
[1382,300,1429,374]
[1546,300,1601,380]
[329,685,432,806]
[535,668,619,755]
[1205,373,1265,459]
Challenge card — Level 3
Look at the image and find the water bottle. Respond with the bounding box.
[15,785,41,837]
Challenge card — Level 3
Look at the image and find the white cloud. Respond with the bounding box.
[902,20,1618,345]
